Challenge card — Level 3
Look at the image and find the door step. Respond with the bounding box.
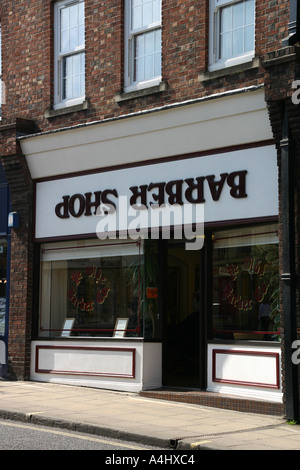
[140,388,284,416]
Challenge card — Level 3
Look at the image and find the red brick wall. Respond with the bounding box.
[0,0,290,131]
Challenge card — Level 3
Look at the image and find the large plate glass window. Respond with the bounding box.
[39,239,144,338]
[124,0,162,92]
[209,0,255,71]
[212,224,279,341]
[54,0,85,109]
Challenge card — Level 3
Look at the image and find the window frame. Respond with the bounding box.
[211,224,280,342]
[124,0,162,93]
[208,0,255,72]
[53,0,85,110]
[38,239,143,338]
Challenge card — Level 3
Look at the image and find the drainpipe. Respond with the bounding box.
[280,108,298,421]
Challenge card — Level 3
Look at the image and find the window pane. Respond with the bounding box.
[245,0,255,24]
[39,251,142,338]
[153,0,160,23]
[61,30,69,52]
[69,4,78,29]
[220,31,231,58]
[132,3,142,29]
[219,0,254,60]
[220,5,232,33]
[244,24,254,51]
[134,30,161,82]
[61,7,69,31]
[232,1,243,29]
[62,52,85,100]
[69,26,78,50]
[132,0,161,30]
[232,28,243,56]
[144,54,154,80]
[60,1,84,52]
[212,225,280,341]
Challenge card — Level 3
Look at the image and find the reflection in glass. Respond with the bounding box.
[39,242,142,338]
[212,225,279,341]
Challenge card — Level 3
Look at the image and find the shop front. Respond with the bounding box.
[21,89,282,402]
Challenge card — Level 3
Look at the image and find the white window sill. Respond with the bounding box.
[45,99,88,118]
[123,77,162,94]
[115,80,167,102]
[53,96,86,111]
[208,52,255,73]
[200,56,259,82]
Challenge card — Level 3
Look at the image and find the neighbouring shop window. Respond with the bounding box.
[212,224,279,341]
[0,239,7,336]
[39,239,143,338]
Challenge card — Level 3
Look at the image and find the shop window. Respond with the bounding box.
[212,224,279,341]
[39,239,143,338]
[0,239,7,336]
[54,0,85,109]
[209,0,255,72]
[124,0,162,93]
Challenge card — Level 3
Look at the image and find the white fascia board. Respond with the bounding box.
[20,88,273,180]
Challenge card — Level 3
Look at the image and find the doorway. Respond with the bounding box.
[162,240,204,388]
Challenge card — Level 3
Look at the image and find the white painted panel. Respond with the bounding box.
[214,351,278,386]
[38,348,133,376]
[37,346,134,377]
[207,343,283,402]
[30,340,146,392]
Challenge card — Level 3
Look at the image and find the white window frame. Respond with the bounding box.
[124,0,162,93]
[54,0,85,110]
[208,0,255,72]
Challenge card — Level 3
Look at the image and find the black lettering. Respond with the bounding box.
[84,191,102,216]
[165,180,183,205]
[148,182,166,206]
[68,193,85,218]
[129,185,148,208]
[227,170,247,198]
[101,189,118,214]
[206,173,228,201]
[185,177,205,203]
[55,195,70,219]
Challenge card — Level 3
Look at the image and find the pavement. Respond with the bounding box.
[0,379,300,451]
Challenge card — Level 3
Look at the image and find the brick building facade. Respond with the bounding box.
[0,0,299,419]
